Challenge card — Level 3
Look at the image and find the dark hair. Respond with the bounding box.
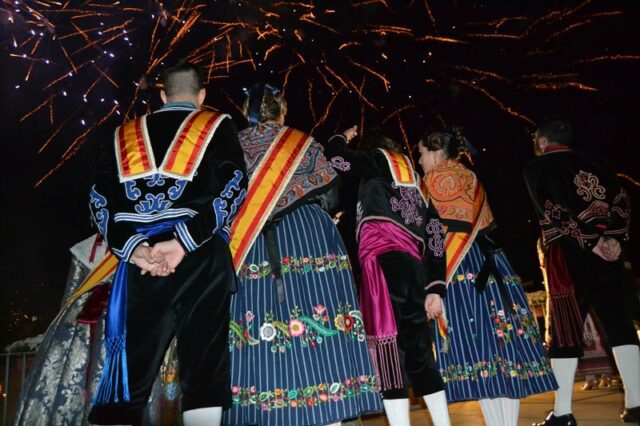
[161,60,204,98]
[536,117,573,146]
[242,84,287,124]
[358,127,402,153]
[419,126,466,159]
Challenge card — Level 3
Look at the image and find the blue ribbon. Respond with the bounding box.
[93,219,186,405]
[443,129,479,157]
[244,83,281,126]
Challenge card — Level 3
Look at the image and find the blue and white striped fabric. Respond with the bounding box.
[434,242,558,402]
[223,204,382,426]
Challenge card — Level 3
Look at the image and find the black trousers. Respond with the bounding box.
[89,236,234,425]
[548,239,640,358]
[378,251,445,399]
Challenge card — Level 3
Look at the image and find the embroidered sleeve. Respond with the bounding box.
[605,186,631,241]
[322,134,380,178]
[422,205,447,298]
[173,119,248,252]
[90,148,148,262]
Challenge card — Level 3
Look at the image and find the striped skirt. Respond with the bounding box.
[223,204,382,425]
[434,242,557,402]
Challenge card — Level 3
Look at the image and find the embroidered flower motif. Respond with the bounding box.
[334,314,346,331]
[260,323,277,341]
[289,319,305,337]
[390,183,424,226]
[245,311,255,323]
[314,304,327,315]
[426,218,445,257]
[574,170,606,202]
[330,156,351,172]
[343,314,355,332]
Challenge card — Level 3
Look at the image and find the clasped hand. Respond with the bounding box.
[424,293,443,321]
[592,236,621,262]
[130,239,186,277]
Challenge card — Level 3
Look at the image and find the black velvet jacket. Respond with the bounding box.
[524,146,631,252]
[89,103,248,262]
[324,135,447,297]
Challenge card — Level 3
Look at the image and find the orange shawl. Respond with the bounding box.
[423,160,494,283]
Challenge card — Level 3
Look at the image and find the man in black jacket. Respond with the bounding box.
[525,117,640,426]
[88,61,247,426]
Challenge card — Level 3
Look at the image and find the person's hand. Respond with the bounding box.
[592,236,621,262]
[131,244,169,276]
[424,293,443,321]
[342,125,358,143]
[601,237,621,260]
[150,239,186,273]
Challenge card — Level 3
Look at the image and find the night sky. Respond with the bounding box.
[1,0,639,349]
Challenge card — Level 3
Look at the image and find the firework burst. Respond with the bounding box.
[1,0,638,186]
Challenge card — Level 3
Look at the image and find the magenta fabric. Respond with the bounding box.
[358,221,423,389]
[358,220,422,338]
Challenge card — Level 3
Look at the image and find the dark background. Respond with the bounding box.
[1,0,639,349]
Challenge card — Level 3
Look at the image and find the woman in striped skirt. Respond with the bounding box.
[223,84,382,425]
[417,128,557,426]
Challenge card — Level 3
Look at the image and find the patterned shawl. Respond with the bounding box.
[239,123,337,219]
[423,160,495,283]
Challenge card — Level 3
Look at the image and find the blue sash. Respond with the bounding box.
[93,219,185,405]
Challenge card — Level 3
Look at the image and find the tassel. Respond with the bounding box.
[437,314,450,354]
[367,335,403,391]
[545,244,583,348]
[93,262,130,405]
[93,334,130,404]
[548,287,582,347]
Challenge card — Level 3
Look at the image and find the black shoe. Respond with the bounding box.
[621,406,640,423]
[533,412,578,426]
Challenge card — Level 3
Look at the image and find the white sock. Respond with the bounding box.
[383,398,411,426]
[325,423,341,426]
[479,398,504,426]
[551,357,578,416]
[422,391,451,426]
[183,407,223,426]
[500,398,520,426]
[612,345,640,408]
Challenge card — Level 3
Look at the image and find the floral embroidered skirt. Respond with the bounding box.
[434,242,558,402]
[223,204,382,425]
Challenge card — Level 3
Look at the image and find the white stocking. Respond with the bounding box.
[612,345,640,408]
[423,391,451,426]
[500,398,520,426]
[479,398,504,426]
[383,398,411,426]
[551,357,578,416]
[183,407,223,426]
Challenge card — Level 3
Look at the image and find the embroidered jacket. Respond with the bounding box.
[324,135,447,297]
[89,103,248,262]
[524,145,631,251]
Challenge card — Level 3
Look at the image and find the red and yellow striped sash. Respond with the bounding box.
[443,184,487,283]
[379,149,416,186]
[62,253,119,310]
[160,111,228,180]
[115,116,156,182]
[229,127,313,269]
